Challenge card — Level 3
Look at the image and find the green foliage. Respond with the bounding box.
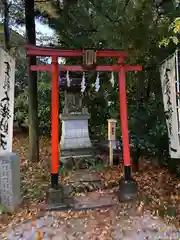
[129,96,169,159]
[14,71,52,135]
[37,81,51,135]
[14,90,28,126]
[15,57,28,96]
[160,17,180,47]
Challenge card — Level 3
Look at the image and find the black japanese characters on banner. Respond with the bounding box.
[0,61,11,150]
[164,67,173,136]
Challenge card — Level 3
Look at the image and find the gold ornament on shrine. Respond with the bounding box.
[83,49,97,70]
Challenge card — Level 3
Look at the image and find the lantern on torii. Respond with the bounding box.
[25,45,142,201]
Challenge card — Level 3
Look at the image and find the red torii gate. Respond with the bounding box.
[25,45,142,198]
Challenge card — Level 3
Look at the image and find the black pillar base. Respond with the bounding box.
[118,166,137,202]
[51,173,59,189]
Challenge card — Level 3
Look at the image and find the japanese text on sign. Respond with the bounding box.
[0,61,11,150]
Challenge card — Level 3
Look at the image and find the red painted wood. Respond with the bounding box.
[51,58,59,174]
[30,64,131,72]
[118,59,131,167]
[97,51,128,58]
[125,65,142,72]
[25,45,128,58]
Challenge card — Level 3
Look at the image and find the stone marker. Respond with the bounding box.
[0,152,21,212]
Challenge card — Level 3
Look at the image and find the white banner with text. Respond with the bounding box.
[0,48,15,152]
[160,51,180,158]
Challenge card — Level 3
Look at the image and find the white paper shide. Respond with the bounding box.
[160,51,180,158]
[0,48,15,152]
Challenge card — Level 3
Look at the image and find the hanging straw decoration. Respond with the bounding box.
[95,72,100,92]
[110,72,115,87]
[81,72,86,93]
[66,70,71,87]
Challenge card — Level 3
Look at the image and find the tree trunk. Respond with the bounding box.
[25,0,39,162]
[2,0,10,51]
[132,146,140,172]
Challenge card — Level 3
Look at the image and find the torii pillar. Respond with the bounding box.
[118,60,142,201]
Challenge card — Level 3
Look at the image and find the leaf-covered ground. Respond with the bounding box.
[0,133,179,238]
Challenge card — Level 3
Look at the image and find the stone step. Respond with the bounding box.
[73,191,118,210]
[47,190,118,211]
[47,170,107,209]
[69,170,101,183]
[60,147,95,158]
[68,170,105,193]
[70,181,105,193]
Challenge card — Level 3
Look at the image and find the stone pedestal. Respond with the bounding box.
[60,113,92,150]
[0,152,21,212]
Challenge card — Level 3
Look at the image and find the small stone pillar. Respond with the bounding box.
[0,152,21,212]
[60,90,92,156]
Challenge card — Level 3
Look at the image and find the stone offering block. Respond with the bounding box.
[0,152,21,212]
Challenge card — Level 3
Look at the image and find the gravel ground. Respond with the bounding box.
[2,205,180,240]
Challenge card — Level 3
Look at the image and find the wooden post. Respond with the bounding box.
[51,56,59,189]
[109,141,113,166]
[108,119,117,167]
[118,63,131,180]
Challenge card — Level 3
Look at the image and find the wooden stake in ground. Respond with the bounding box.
[108,119,117,167]
[109,140,113,166]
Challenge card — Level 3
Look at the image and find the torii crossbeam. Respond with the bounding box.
[25,45,142,201]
